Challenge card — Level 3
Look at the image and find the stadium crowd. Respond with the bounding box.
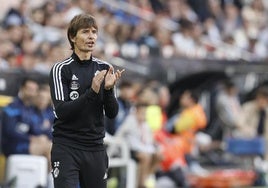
[1,0,268,187]
[1,0,268,73]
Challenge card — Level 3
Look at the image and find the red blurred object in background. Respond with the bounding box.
[188,169,256,188]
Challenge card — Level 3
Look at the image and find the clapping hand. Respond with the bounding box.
[92,70,107,93]
[105,67,125,90]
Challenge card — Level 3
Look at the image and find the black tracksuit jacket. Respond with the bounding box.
[49,52,118,151]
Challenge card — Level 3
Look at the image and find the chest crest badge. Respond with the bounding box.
[70,74,80,90]
[70,81,80,90]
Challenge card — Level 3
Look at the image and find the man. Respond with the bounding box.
[31,83,54,160]
[215,80,241,138]
[49,14,124,188]
[32,84,54,140]
[155,90,207,187]
[238,86,268,139]
[105,80,135,135]
[116,103,161,188]
[1,77,51,158]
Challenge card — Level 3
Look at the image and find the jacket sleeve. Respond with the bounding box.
[49,64,98,121]
[103,88,119,119]
[1,108,30,154]
[2,108,30,142]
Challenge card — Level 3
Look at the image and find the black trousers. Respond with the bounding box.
[51,143,108,188]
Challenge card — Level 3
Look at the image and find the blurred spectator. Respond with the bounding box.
[4,25,24,55]
[208,0,224,26]
[247,34,267,60]
[32,83,54,140]
[1,77,51,162]
[215,79,242,138]
[34,41,70,74]
[233,15,267,60]
[144,81,171,131]
[187,0,211,22]
[237,86,268,140]
[137,85,163,132]
[105,80,136,135]
[2,0,27,29]
[166,90,207,138]
[172,19,207,58]
[154,27,175,58]
[202,17,221,52]
[172,19,195,57]
[1,77,38,156]
[220,2,242,38]
[241,0,267,31]
[154,90,207,186]
[154,128,190,187]
[171,90,207,157]
[100,18,120,57]
[63,0,84,24]
[30,83,53,172]
[0,40,17,70]
[214,35,244,60]
[116,102,162,188]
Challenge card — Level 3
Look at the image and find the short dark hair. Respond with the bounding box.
[184,89,199,103]
[119,80,133,89]
[223,79,235,89]
[20,76,39,89]
[67,14,98,50]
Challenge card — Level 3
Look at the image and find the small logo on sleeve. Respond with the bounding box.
[94,70,100,76]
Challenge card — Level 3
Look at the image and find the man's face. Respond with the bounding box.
[180,91,192,108]
[21,81,39,105]
[71,27,97,53]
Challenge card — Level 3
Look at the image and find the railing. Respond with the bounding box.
[104,134,137,188]
[1,57,268,96]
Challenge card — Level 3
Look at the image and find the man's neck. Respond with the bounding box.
[74,50,92,61]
